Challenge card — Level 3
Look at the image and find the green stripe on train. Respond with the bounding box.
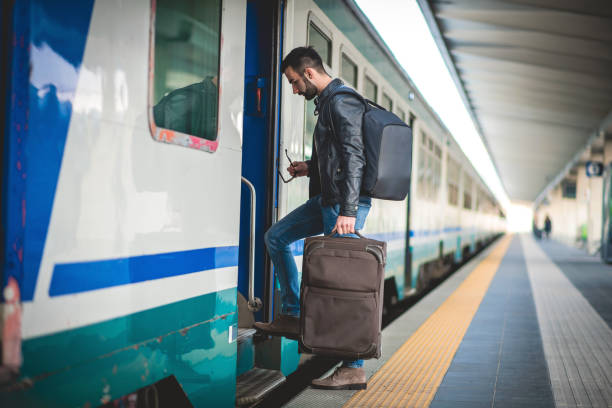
[3,288,238,407]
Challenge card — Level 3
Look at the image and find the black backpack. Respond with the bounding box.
[328,87,413,201]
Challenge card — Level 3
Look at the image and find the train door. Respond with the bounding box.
[235,0,292,405]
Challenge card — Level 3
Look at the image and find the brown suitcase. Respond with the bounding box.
[299,232,387,360]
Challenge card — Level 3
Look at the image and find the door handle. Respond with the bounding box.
[241,177,263,312]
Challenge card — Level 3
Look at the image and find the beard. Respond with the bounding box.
[301,76,318,100]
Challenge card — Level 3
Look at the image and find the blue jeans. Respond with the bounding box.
[264,195,371,369]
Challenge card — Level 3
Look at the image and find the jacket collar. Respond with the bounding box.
[314,78,344,115]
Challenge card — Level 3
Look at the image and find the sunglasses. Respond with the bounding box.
[278,149,296,183]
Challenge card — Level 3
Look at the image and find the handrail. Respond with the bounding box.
[241,177,263,312]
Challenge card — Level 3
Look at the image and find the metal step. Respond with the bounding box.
[236,328,257,377]
[235,368,285,407]
[237,328,256,343]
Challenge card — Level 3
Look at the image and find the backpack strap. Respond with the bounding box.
[324,86,378,146]
[326,86,387,112]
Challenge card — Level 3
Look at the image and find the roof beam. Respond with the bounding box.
[533,109,612,207]
[416,0,507,195]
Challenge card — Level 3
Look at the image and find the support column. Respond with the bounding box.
[588,152,604,254]
[576,164,589,248]
[604,133,612,166]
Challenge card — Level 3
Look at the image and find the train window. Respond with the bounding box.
[397,108,406,123]
[309,22,331,67]
[364,76,378,103]
[304,20,331,159]
[150,0,222,150]
[432,155,441,200]
[447,156,460,206]
[463,173,473,210]
[341,52,358,88]
[303,99,316,160]
[417,131,441,201]
[417,148,426,198]
[382,93,393,111]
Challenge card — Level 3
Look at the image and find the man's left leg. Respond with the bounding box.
[310,197,371,390]
[253,195,324,338]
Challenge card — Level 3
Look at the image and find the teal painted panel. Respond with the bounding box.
[280,338,300,376]
[5,315,237,407]
[6,289,238,407]
[255,336,300,376]
[236,334,255,377]
[22,288,237,377]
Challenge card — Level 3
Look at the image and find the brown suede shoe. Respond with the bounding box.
[311,366,367,390]
[253,315,299,339]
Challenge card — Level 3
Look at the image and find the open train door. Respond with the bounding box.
[236,0,296,405]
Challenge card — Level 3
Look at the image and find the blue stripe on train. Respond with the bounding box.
[287,228,463,257]
[47,226,465,296]
[49,246,239,296]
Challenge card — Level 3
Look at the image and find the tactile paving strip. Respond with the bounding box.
[521,235,612,407]
[343,235,513,408]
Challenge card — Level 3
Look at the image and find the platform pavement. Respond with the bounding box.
[284,234,612,407]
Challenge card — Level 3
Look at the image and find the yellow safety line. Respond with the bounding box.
[343,234,513,408]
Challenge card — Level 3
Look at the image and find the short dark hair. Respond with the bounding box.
[280,46,327,75]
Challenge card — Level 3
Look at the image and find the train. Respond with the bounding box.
[0,0,505,406]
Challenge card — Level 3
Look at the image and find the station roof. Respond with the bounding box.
[418,0,612,202]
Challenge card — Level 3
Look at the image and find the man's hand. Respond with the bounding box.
[288,161,309,177]
[332,215,356,235]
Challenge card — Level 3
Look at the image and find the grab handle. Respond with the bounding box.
[241,177,262,312]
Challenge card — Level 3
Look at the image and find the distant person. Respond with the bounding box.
[532,217,542,240]
[544,215,552,239]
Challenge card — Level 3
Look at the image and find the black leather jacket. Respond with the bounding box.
[306,79,366,217]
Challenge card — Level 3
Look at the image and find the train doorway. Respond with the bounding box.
[236,0,288,404]
[238,0,283,326]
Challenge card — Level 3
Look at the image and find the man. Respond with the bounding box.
[544,215,552,239]
[254,46,372,390]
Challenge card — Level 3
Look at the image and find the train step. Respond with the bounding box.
[237,328,257,377]
[235,367,285,406]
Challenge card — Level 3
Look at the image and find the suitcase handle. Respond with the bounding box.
[326,230,366,239]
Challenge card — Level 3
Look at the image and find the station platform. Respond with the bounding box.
[285,235,612,407]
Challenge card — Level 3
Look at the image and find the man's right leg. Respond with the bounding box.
[253,195,323,338]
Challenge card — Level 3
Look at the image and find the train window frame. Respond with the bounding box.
[340,49,358,89]
[381,92,393,112]
[446,154,460,207]
[307,14,333,70]
[303,15,333,161]
[396,107,406,123]
[408,112,416,128]
[463,172,473,210]
[147,0,223,153]
[363,74,378,103]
